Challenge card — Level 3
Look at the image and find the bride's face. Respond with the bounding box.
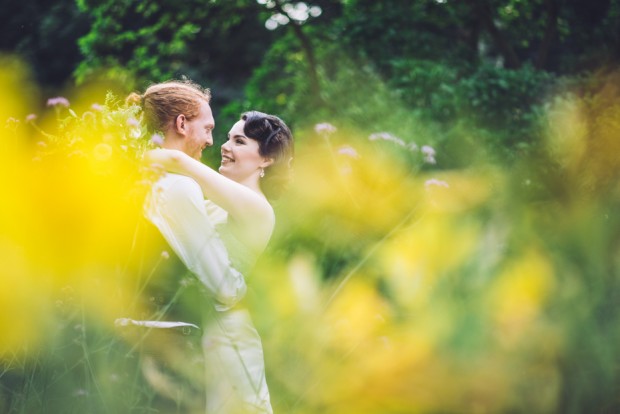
[219,120,270,183]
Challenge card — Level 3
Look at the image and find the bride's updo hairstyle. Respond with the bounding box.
[241,111,294,200]
[126,80,211,134]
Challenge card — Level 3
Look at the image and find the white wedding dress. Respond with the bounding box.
[202,200,273,414]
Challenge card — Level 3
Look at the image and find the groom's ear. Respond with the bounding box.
[174,114,187,135]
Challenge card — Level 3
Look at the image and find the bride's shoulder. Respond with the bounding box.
[254,196,276,225]
[233,197,275,249]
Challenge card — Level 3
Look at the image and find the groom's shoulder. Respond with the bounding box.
[155,172,200,189]
[154,173,202,198]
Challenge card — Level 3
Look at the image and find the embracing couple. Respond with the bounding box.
[118,80,293,413]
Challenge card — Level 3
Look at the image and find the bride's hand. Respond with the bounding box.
[144,148,184,172]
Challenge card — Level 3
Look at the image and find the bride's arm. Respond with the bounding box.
[145,148,274,227]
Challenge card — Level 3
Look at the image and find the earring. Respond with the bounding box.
[259,168,265,178]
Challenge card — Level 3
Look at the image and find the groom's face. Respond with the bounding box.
[183,100,215,160]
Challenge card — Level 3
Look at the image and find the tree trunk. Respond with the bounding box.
[535,0,559,70]
[470,0,521,69]
[274,0,322,104]
[289,21,322,100]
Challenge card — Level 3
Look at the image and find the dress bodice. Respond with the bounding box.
[205,200,257,276]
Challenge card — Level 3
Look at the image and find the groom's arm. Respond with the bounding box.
[146,174,246,311]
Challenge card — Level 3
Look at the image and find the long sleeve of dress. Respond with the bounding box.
[145,173,247,311]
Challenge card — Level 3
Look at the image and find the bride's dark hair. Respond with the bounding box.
[241,111,294,200]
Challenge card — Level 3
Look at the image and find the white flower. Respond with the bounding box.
[421,145,435,156]
[369,132,396,142]
[369,132,415,151]
[421,145,437,164]
[150,133,164,147]
[126,117,140,127]
[337,145,359,159]
[314,122,337,135]
[46,96,70,107]
[424,178,449,189]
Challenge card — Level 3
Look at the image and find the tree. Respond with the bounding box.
[0,0,90,90]
[254,0,342,104]
[243,0,619,164]
[75,0,275,100]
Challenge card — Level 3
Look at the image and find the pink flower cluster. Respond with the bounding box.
[46,96,70,107]
[126,117,140,127]
[150,134,164,147]
[337,145,359,159]
[314,122,337,135]
[421,145,436,164]
[368,132,418,152]
[424,178,449,189]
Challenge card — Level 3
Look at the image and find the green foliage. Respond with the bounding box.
[75,0,274,107]
[243,33,312,120]
[75,0,203,84]
[389,58,462,122]
[245,0,620,165]
[453,64,555,160]
[340,0,476,71]
[0,0,90,88]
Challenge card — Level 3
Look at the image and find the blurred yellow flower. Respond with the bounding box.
[545,95,587,171]
[421,168,498,214]
[287,131,423,247]
[488,249,555,343]
[93,142,113,161]
[324,278,389,350]
[378,215,479,310]
[0,235,61,355]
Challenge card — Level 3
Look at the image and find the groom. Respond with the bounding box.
[118,81,248,408]
[139,80,247,319]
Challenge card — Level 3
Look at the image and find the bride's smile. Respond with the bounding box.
[221,153,234,164]
[218,119,272,185]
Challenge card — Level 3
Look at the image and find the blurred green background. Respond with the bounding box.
[2,0,620,413]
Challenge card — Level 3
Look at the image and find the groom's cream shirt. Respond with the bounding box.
[144,173,247,312]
